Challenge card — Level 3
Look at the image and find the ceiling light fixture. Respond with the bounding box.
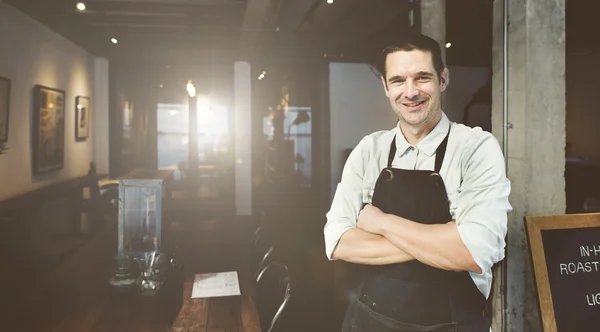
[327,0,333,3]
[186,80,196,98]
[111,38,118,44]
[76,2,86,11]
[445,42,452,48]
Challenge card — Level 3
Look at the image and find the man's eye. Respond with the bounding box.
[417,77,430,81]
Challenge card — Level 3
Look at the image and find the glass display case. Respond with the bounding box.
[118,169,172,255]
[110,169,174,295]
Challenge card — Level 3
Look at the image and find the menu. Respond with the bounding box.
[191,271,241,299]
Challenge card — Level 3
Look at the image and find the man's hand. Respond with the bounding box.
[357,204,386,234]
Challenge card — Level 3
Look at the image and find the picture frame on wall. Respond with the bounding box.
[33,84,66,174]
[0,76,10,143]
[75,96,90,141]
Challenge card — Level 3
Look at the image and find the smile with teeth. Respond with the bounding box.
[402,100,426,108]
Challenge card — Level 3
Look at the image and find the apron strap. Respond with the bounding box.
[434,128,450,173]
[387,125,451,173]
[387,137,397,169]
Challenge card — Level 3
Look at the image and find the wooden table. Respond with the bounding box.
[171,272,262,332]
[8,213,262,332]
[49,269,261,332]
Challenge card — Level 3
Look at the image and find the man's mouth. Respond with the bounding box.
[401,99,427,110]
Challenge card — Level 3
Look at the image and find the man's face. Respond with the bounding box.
[382,50,448,128]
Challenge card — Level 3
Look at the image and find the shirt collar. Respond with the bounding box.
[395,112,451,157]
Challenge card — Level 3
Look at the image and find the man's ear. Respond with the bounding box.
[381,76,389,97]
[440,68,450,92]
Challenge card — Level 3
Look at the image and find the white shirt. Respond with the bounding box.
[324,113,512,298]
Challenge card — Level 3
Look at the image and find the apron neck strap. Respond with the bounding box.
[387,126,451,173]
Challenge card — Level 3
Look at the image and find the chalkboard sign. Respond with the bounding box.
[525,213,600,332]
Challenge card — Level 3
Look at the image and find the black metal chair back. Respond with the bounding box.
[251,224,274,274]
[256,261,291,332]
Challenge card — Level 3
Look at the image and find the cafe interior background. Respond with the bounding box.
[0,0,598,331]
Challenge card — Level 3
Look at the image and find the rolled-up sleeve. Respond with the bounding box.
[324,138,368,260]
[455,132,512,278]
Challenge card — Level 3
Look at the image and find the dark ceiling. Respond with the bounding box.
[5,0,598,69]
[5,0,419,66]
[6,0,250,64]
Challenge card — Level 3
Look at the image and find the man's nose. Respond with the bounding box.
[404,81,419,99]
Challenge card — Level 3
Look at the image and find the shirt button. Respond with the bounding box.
[409,146,415,151]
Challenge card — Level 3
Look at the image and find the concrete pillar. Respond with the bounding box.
[491,0,566,331]
[420,0,446,62]
[93,57,109,175]
[234,61,252,216]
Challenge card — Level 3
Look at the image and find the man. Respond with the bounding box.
[324,33,511,332]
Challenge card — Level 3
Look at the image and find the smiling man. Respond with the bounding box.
[324,34,512,332]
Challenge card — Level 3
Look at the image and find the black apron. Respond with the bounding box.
[341,129,489,332]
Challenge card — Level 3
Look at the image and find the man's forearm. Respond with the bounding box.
[379,216,482,273]
[332,228,415,265]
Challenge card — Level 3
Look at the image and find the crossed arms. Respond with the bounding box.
[324,133,510,275]
[332,210,481,273]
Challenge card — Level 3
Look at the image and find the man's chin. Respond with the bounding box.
[398,111,427,125]
[404,119,427,127]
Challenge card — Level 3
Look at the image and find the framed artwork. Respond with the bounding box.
[75,96,90,141]
[0,76,10,143]
[33,85,66,174]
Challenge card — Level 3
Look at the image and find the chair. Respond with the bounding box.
[251,222,275,275]
[99,182,119,220]
[79,163,103,228]
[256,261,292,332]
[80,162,118,227]
[254,245,275,281]
[251,210,271,248]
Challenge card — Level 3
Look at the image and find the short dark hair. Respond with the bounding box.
[378,33,445,80]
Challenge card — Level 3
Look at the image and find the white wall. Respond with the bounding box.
[329,63,397,197]
[0,3,108,201]
[329,63,491,199]
[93,58,110,174]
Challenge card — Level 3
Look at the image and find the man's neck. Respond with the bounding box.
[399,113,442,145]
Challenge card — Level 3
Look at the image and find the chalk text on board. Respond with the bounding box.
[580,245,600,257]
[587,293,600,306]
[559,261,600,275]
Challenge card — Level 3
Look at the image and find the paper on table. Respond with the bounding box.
[191,271,241,298]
